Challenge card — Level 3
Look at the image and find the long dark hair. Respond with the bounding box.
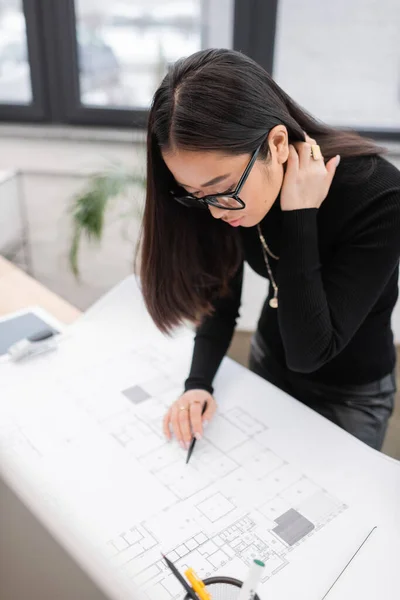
[139,48,383,333]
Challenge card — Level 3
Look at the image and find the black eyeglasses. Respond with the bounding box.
[171,141,264,211]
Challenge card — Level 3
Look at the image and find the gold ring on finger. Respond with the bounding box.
[179,405,189,411]
[310,144,322,160]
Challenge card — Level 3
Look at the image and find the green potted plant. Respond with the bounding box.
[69,163,146,277]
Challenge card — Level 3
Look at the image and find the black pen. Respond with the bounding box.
[186,401,207,464]
[162,554,200,600]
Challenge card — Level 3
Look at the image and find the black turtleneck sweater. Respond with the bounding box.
[184,155,400,394]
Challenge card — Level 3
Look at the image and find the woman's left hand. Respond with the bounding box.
[280,133,341,211]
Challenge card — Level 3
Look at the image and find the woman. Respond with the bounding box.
[139,48,400,451]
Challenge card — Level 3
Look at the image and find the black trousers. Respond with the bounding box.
[249,332,396,451]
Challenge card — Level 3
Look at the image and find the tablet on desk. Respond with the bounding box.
[0,307,64,356]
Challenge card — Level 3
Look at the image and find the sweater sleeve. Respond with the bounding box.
[184,262,244,394]
[278,192,400,373]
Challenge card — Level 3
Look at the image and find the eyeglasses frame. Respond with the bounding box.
[172,140,265,210]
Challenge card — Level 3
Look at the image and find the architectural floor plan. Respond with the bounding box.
[0,338,368,600]
[98,350,347,598]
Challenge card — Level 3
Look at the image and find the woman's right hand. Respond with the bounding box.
[163,389,216,449]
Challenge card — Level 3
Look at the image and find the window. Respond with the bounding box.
[0,0,398,137]
[274,0,400,132]
[0,0,31,104]
[74,0,208,109]
[58,0,235,126]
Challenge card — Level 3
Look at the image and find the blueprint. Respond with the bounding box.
[0,328,371,600]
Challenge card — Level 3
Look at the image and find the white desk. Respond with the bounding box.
[0,276,399,600]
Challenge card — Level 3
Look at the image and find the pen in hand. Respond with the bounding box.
[186,401,207,464]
